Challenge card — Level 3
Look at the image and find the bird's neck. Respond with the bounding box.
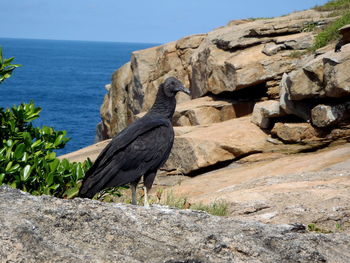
[149,92,176,119]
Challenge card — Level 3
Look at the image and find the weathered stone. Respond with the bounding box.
[262,42,285,56]
[311,103,350,127]
[335,24,350,51]
[251,100,285,128]
[271,122,321,143]
[2,185,350,263]
[163,117,268,174]
[173,96,254,126]
[98,10,334,138]
[287,44,350,100]
[167,143,350,233]
[279,73,312,121]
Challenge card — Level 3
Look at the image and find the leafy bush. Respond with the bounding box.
[0,102,92,197]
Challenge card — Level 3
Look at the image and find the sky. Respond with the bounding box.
[0,0,330,44]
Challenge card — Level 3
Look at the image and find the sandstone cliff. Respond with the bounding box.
[94,8,350,176]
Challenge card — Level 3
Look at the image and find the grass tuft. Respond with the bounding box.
[312,11,350,50]
[314,0,350,12]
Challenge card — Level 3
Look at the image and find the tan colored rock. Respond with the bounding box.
[287,44,350,100]
[173,96,254,126]
[271,122,320,143]
[162,117,269,174]
[165,143,350,232]
[251,100,285,128]
[279,73,312,121]
[262,42,285,56]
[58,139,111,163]
[98,10,333,139]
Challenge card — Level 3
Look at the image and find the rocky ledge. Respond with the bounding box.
[1,185,350,263]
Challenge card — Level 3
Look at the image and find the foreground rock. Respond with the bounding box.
[1,185,350,263]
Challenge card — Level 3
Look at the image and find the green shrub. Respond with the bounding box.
[0,102,92,197]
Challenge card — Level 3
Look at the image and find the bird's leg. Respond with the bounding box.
[143,186,150,208]
[131,183,137,205]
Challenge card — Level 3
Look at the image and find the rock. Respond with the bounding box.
[167,143,350,234]
[1,185,350,263]
[311,102,350,127]
[335,24,350,52]
[173,96,254,126]
[163,117,268,174]
[98,10,333,138]
[271,122,322,143]
[251,100,285,129]
[287,44,350,100]
[262,42,285,56]
[58,139,111,163]
[279,73,312,121]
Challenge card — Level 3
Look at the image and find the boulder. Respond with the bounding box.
[173,96,254,126]
[262,42,285,56]
[271,122,322,143]
[251,100,285,129]
[279,73,312,121]
[2,186,350,263]
[163,117,268,174]
[311,102,350,127]
[287,44,350,100]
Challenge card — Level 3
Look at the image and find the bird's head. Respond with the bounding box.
[162,77,190,97]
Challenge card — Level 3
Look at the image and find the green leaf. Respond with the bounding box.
[5,161,13,172]
[54,134,65,146]
[14,143,26,159]
[46,172,54,186]
[63,185,80,199]
[21,165,31,181]
[49,159,60,172]
[0,173,5,184]
[31,139,42,148]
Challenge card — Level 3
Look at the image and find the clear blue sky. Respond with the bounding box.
[1,0,330,44]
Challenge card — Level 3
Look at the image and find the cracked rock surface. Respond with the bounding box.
[1,185,350,263]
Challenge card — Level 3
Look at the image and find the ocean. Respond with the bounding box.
[0,38,156,155]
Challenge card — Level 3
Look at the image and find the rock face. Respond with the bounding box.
[88,8,350,177]
[166,143,350,234]
[97,9,335,139]
[1,185,350,263]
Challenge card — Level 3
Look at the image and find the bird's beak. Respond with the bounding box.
[177,85,191,95]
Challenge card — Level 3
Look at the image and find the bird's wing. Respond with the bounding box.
[79,115,174,197]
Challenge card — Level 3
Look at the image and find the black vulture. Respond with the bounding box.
[78,77,190,206]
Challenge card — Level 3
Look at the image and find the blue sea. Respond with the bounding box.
[0,38,156,155]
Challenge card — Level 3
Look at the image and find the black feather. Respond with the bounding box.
[78,77,189,198]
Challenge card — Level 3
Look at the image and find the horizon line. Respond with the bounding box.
[0,36,162,46]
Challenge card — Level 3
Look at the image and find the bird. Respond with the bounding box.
[78,77,190,206]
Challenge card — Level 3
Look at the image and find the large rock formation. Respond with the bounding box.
[90,8,350,176]
[97,9,335,139]
[1,185,350,263]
